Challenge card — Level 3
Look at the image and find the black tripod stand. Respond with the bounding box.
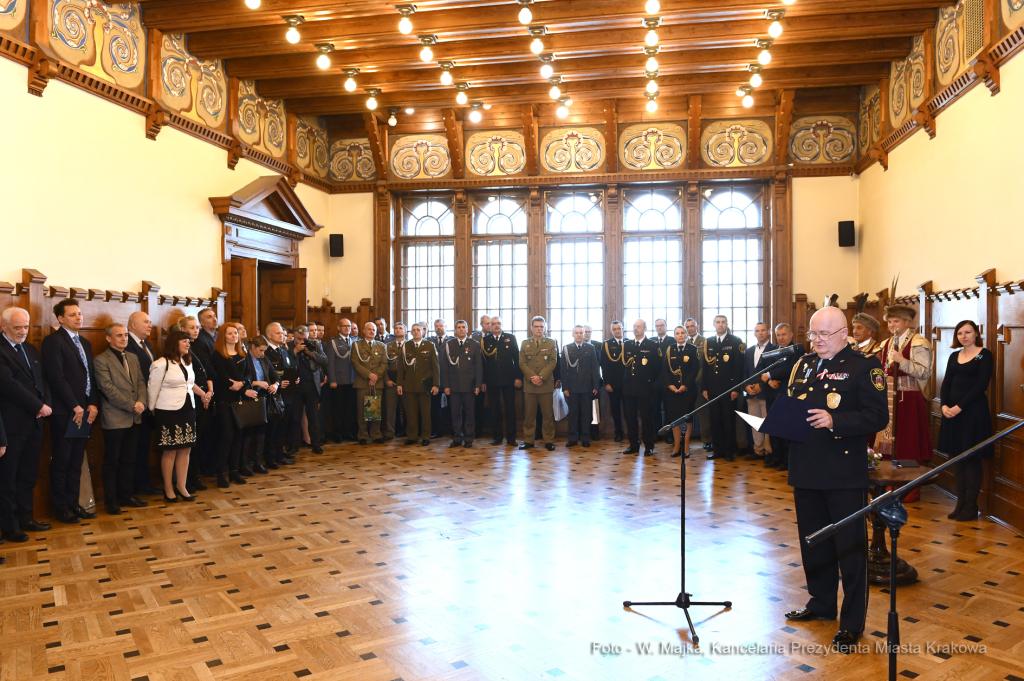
[805,408,1024,681]
[623,348,801,644]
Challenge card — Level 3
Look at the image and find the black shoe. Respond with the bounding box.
[373,438,386,444]
[405,439,418,445]
[431,432,441,439]
[239,466,254,478]
[175,488,196,502]
[775,462,788,471]
[312,446,324,454]
[164,492,179,504]
[706,452,718,459]
[642,447,653,456]
[506,439,517,446]
[725,454,735,462]
[56,509,80,524]
[229,472,247,485]
[545,443,555,451]
[382,436,393,442]
[253,464,269,474]
[566,440,577,447]
[279,456,296,465]
[2,530,29,543]
[191,479,209,491]
[105,504,122,516]
[518,443,536,450]
[21,519,52,532]
[763,457,777,468]
[614,434,623,442]
[463,442,472,448]
[785,607,835,622]
[121,496,149,508]
[285,447,299,456]
[832,629,863,654]
[217,474,230,488]
[744,453,761,461]
[953,505,979,521]
[491,439,503,445]
[450,441,462,448]
[671,451,682,458]
[685,452,691,458]
[703,443,713,450]
[265,460,280,470]
[582,441,590,448]
[422,439,430,446]
[71,505,97,520]
[623,446,640,454]
[359,439,368,445]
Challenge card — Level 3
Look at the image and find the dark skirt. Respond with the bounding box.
[664,386,698,424]
[938,400,994,459]
[155,399,197,450]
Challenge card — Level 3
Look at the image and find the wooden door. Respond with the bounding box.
[260,267,307,332]
[228,257,259,337]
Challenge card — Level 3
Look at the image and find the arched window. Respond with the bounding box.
[546,191,604,346]
[622,187,683,327]
[472,193,529,340]
[398,195,455,329]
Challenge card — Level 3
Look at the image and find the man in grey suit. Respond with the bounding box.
[327,318,356,442]
[561,325,601,447]
[94,323,149,515]
[440,320,483,448]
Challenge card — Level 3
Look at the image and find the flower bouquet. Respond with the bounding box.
[867,448,882,470]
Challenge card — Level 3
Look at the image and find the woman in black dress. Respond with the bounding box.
[938,320,993,521]
[212,323,256,488]
[179,316,215,491]
[664,325,700,458]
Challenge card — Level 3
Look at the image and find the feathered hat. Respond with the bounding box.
[851,293,879,331]
[882,273,916,321]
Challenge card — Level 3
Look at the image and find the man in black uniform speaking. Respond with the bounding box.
[784,306,889,654]
[622,319,661,456]
[701,315,745,461]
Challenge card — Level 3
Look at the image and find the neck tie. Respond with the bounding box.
[678,345,684,351]
[14,342,30,370]
[72,335,91,395]
[122,352,131,381]
[144,339,154,361]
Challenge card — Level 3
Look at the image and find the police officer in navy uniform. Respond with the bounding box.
[651,319,674,443]
[701,314,745,462]
[481,316,522,446]
[600,321,627,442]
[783,306,889,654]
[621,319,662,456]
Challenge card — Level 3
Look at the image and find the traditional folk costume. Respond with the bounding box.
[875,304,932,462]
[848,311,884,357]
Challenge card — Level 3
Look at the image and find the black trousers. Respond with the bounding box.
[48,413,89,511]
[793,487,869,632]
[317,383,331,442]
[566,392,593,442]
[652,386,665,439]
[449,392,476,444]
[289,383,322,448]
[268,392,295,458]
[430,392,450,436]
[623,393,654,448]
[102,424,139,505]
[607,388,624,437]
[769,435,790,466]
[330,384,357,440]
[708,391,738,456]
[0,427,43,533]
[132,414,153,490]
[216,405,243,474]
[488,384,517,441]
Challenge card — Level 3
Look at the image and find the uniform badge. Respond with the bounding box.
[723,354,729,362]
[827,393,841,409]
[870,368,886,391]
[797,393,807,400]
[642,357,647,365]
[683,355,690,362]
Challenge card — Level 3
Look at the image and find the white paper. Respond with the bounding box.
[736,410,765,432]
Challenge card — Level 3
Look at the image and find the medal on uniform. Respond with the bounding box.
[642,357,647,365]
[827,393,841,409]
[723,354,729,362]
[683,355,689,362]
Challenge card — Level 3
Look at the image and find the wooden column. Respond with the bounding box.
[141,280,163,347]
[374,182,393,324]
[775,90,795,166]
[916,279,934,394]
[683,181,701,324]
[527,187,546,319]
[770,174,793,329]
[364,113,389,181]
[687,95,701,170]
[604,184,622,332]
[442,108,465,179]
[604,100,618,174]
[453,189,472,322]
[522,105,539,176]
[975,268,997,515]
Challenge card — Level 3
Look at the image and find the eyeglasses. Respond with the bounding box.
[806,328,846,341]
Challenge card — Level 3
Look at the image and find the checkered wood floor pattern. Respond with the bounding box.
[2,439,1023,681]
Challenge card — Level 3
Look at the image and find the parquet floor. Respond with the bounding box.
[2,438,1024,681]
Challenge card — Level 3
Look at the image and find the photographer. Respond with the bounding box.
[287,325,327,455]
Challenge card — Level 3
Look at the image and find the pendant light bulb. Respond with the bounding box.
[456,91,468,104]
[549,85,560,99]
[768,20,783,38]
[420,46,433,62]
[518,5,532,24]
[742,94,754,107]
[398,16,413,34]
[540,63,553,78]
[285,27,300,43]
[367,96,377,110]
[556,104,568,118]
[440,70,453,85]
[645,30,659,47]
[783,0,795,4]
[645,0,660,14]
[469,109,482,123]
[405,107,415,114]
[245,0,260,8]
[645,56,659,72]
[646,79,658,93]
[750,72,762,87]
[388,114,397,126]
[316,53,330,69]
[758,49,771,65]
[646,99,658,112]
[344,77,356,91]
[530,38,544,54]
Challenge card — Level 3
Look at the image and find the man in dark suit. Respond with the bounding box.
[600,321,626,442]
[651,318,674,443]
[742,322,778,462]
[470,315,491,437]
[264,322,297,467]
[288,325,328,455]
[125,311,161,496]
[583,325,603,441]
[429,319,452,438]
[701,315,745,462]
[481,316,522,446]
[622,319,662,456]
[764,322,802,471]
[0,307,53,542]
[783,306,888,654]
[41,299,99,524]
[561,325,600,447]
[440,320,483,448]
[196,308,218,356]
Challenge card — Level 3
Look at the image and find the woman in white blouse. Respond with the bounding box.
[148,328,199,503]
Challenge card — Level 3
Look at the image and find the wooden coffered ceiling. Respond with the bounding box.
[138,0,946,122]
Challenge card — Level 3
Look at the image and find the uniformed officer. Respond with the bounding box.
[429,319,452,438]
[519,316,557,451]
[583,325,603,441]
[651,318,674,443]
[326,318,356,443]
[383,323,407,442]
[396,323,440,446]
[622,319,662,456]
[351,321,388,445]
[374,317,394,344]
[471,315,491,437]
[684,318,713,451]
[561,325,600,447]
[600,321,626,442]
[763,322,802,471]
[440,320,483,448]
[481,316,522,446]
[784,306,888,654]
[701,315,745,461]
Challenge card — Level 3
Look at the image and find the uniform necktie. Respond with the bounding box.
[677,345,684,351]
[14,342,30,370]
[72,335,91,395]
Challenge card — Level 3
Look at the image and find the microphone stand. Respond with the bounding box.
[804,410,1024,681]
[624,348,801,644]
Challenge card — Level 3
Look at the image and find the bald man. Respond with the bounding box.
[783,306,888,654]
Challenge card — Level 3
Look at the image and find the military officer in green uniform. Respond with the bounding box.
[397,323,440,446]
[519,316,558,451]
[351,321,388,445]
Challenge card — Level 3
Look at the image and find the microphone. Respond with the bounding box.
[759,344,800,361]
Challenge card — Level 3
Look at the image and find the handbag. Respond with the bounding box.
[363,387,382,421]
[552,389,568,421]
[266,392,285,421]
[229,396,267,429]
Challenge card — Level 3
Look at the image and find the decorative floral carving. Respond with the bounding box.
[390,135,452,180]
[236,80,286,159]
[295,116,329,178]
[619,124,686,171]
[858,85,881,157]
[700,120,772,167]
[0,0,26,39]
[541,127,605,173]
[789,116,857,164]
[330,138,377,182]
[936,3,965,87]
[466,131,527,176]
[46,1,144,91]
[157,33,226,129]
[889,35,926,127]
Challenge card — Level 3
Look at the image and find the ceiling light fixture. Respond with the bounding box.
[739,85,754,108]
[529,26,546,54]
[748,63,763,87]
[766,9,785,38]
[396,5,416,34]
[282,15,305,44]
[405,107,415,114]
[483,103,491,109]
[646,79,658,94]
[387,108,399,126]
[757,38,773,65]
[455,82,469,105]
[469,102,483,123]
[365,88,380,110]
[245,0,260,9]
[438,60,454,85]
[548,76,562,99]
[518,0,533,24]
[644,46,660,72]
[782,0,795,4]
[418,35,436,62]
[314,43,334,69]
[343,68,359,91]
[645,92,658,112]
[564,96,572,105]
[539,53,555,79]
[556,96,569,118]
[643,18,660,47]
[645,0,660,14]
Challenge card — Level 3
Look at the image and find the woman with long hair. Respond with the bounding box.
[211,322,256,488]
[147,328,198,503]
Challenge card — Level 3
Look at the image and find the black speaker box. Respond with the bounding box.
[838,221,855,248]
[329,234,344,257]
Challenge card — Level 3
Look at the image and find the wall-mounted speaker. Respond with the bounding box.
[329,234,344,257]
[838,221,855,248]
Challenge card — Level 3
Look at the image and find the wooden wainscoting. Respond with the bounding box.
[307,298,375,336]
[992,278,1024,532]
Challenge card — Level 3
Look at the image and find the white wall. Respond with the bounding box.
[791,175,860,306]
[299,192,375,311]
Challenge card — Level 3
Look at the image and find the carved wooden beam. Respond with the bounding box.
[442,108,465,179]
[522,104,539,176]
[687,95,701,169]
[922,27,935,100]
[604,99,618,174]
[363,112,389,181]
[774,90,795,166]
[88,289,103,301]
[911,108,936,138]
[969,52,1000,95]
